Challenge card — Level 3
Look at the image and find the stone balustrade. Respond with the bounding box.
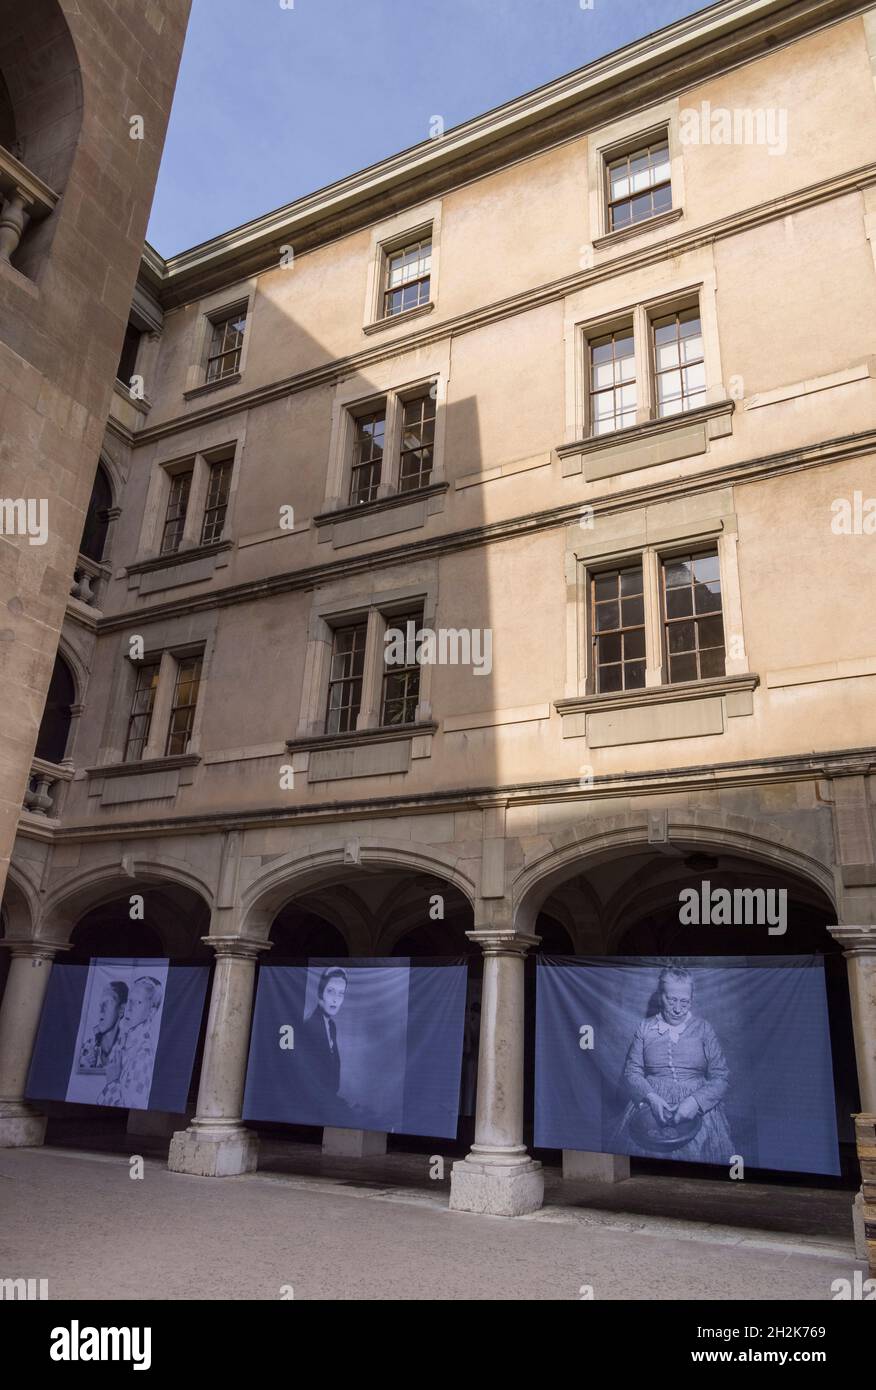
[0,144,58,265]
[22,757,73,819]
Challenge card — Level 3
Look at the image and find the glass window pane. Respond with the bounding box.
[599,663,623,693]
[699,645,726,678]
[668,620,695,654]
[693,552,720,584]
[598,632,622,664]
[697,615,725,649]
[595,600,619,632]
[666,585,693,619]
[620,567,643,596]
[621,595,644,627]
[624,660,646,689]
[669,652,698,683]
[663,558,691,587]
[623,627,645,660]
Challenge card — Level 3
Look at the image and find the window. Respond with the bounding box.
[200,458,232,545]
[350,409,386,505]
[125,662,160,762]
[382,610,423,724]
[581,297,709,438]
[117,321,142,384]
[343,384,439,506]
[662,551,724,682]
[206,310,246,382]
[398,393,436,491]
[653,309,705,418]
[607,139,671,230]
[160,469,192,555]
[592,566,646,693]
[326,623,367,733]
[590,329,636,436]
[384,237,432,318]
[166,656,203,755]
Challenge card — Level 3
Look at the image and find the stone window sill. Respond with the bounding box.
[363,301,435,335]
[113,379,151,413]
[592,206,684,251]
[183,371,242,401]
[126,539,232,578]
[559,399,734,482]
[84,753,201,781]
[314,481,448,529]
[556,674,758,747]
[286,722,437,754]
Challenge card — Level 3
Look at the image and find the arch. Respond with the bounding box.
[38,856,216,945]
[0,862,39,940]
[78,459,113,563]
[511,809,837,935]
[34,651,75,763]
[0,0,83,272]
[241,839,477,940]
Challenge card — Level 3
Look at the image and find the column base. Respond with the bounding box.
[563,1150,630,1183]
[0,1102,47,1148]
[322,1126,387,1157]
[167,1120,259,1177]
[449,1154,544,1216]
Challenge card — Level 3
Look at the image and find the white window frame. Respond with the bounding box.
[564,270,723,445]
[185,284,256,392]
[138,437,243,560]
[362,199,443,332]
[585,99,685,248]
[123,643,207,763]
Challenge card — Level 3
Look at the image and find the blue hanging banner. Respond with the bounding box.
[535,956,841,1175]
[26,958,209,1114]
[243,959,467,1137]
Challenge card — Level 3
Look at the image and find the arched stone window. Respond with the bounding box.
[79,461,112,563]
[35,653,75,764]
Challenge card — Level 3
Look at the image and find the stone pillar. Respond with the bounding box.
[0,941,61,1147]
[450,931,543,1216]
[828,925,876,1260]
[167,935,268,1177]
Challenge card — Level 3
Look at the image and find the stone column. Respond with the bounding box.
[0,941,61,1147]
[449,931,543,1216]
[828,925,876,1260]
[168,935,268,1177]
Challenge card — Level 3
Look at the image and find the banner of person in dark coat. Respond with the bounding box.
[242,959,467,1136]
[535,956,841,1175]
[26,958,209,1113]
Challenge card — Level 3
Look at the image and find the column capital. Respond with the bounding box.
[1,939,68,962]
[828,925,876,956]
[201,934,271,960]
[466,930,540,958]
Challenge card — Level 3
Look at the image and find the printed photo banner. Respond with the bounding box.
[26,959,209,1113]
[243,959,468,1137]
[535,956,841,1175]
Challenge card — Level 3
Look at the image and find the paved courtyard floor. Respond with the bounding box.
[0,1142,868,1301]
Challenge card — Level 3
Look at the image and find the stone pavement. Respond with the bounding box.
[0,1144,868,1301]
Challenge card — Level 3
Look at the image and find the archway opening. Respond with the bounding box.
[34,653,75,764]
[525,839,857,1235]
[251,863,476,1174]
[78,462,112,563]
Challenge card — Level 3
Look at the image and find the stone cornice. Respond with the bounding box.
[134,159,876,449]
[143,0,868,305]
[95,427,876,634]
[21,744,876,844]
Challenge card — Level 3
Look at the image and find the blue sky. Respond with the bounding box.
[147,0,708,256]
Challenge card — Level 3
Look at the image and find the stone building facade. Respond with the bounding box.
[0,0,192,898]
[1,0,875,1240]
